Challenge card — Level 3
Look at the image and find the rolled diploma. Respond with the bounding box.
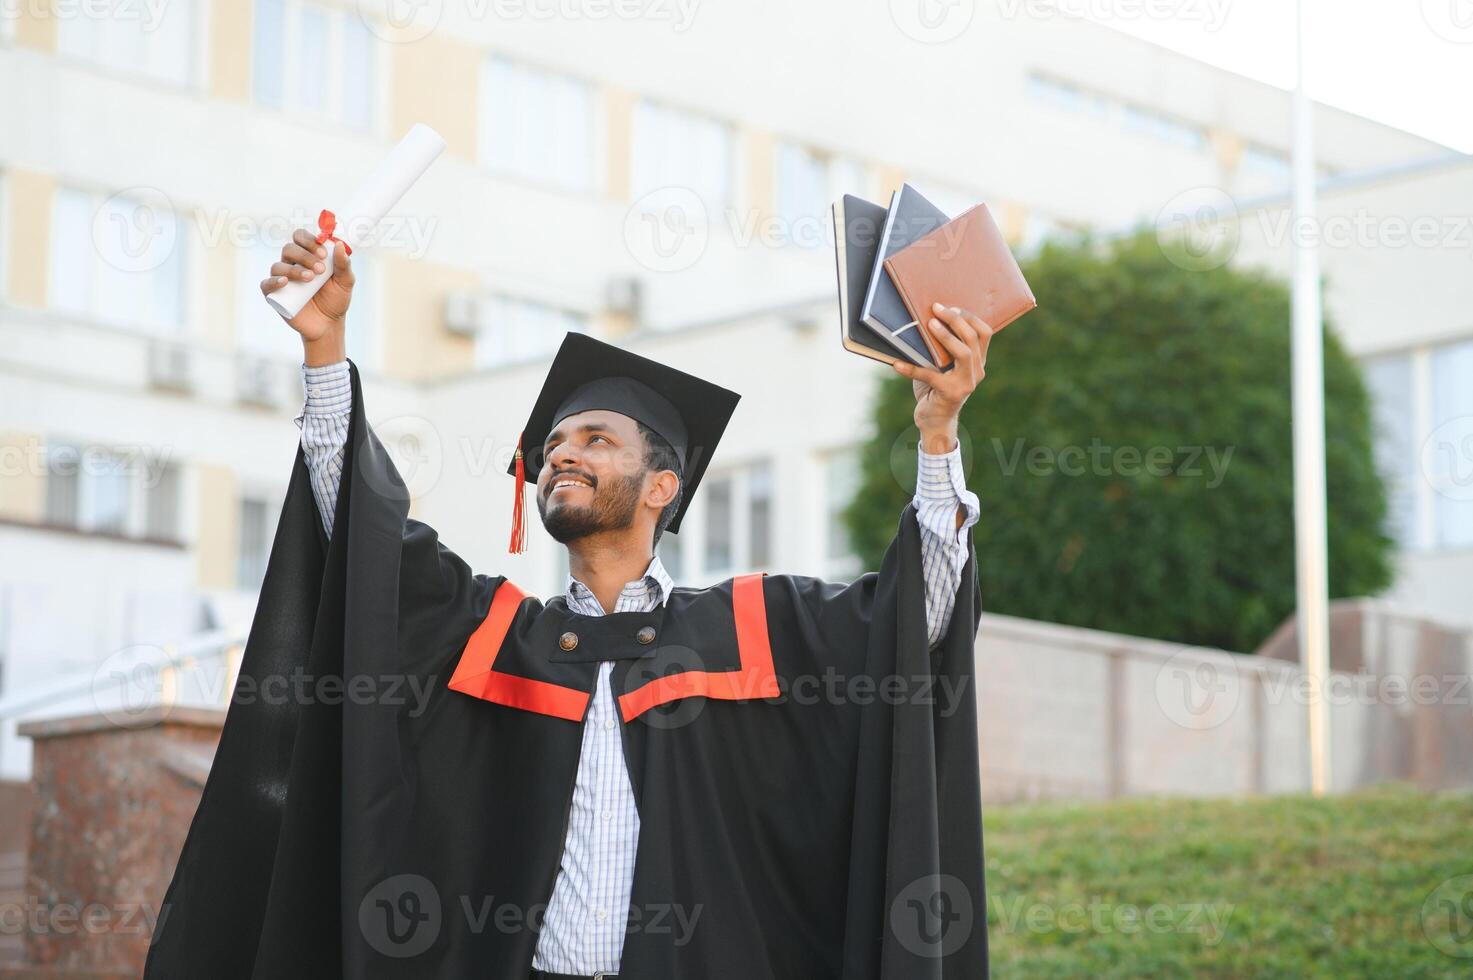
[265,123,447,320]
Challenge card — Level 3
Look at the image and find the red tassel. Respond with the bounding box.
[508,433,528,553]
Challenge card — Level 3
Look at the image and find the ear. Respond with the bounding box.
[643,468,680,510]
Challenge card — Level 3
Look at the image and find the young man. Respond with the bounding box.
[145,230,994,979]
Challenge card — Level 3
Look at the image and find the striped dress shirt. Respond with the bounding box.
[295,359,980,974]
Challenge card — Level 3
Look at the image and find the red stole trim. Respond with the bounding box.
[447,581,591,723]
[447,573,779,723]
[617,572,780,722]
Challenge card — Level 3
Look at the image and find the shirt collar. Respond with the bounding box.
[564,552,674,610]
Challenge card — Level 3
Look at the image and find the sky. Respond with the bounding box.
[1082,0,1473,153]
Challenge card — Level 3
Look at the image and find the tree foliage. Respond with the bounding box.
[844,231,1393,653]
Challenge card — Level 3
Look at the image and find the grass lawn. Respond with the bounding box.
[983,784,1473,978]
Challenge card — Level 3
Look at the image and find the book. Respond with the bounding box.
[859,183,950,369]
[831,195,929,367]
[883,203,1037,347]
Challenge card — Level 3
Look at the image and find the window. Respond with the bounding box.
[252,0,376,130]
[1240,145,1292,185]
[237,498,273,589]
[1430,340,1473,549]
[49,187,185,331]
[1363,353,1417,548]
[1025,73,1110,119]
[56,0,196,85]
[748,462,772,567]
[44,442,183,542]
[479,58,598,191]
[824,448,862,579]
[632,101,732,211]
[704,475,733,572]
[657,529,684,579]
[1364,340,1473,553]
[472,296,587,369]
[1122,105,1207,151]
[773,143,866,246]
[145,462,182,541]
[697,462,774,576]
[45,444,82,528]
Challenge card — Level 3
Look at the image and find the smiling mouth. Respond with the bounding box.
[549,476,594,495]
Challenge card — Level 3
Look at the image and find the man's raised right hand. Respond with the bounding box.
[260,227,355,365]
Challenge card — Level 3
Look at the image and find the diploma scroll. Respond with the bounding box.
[265,123,447,320]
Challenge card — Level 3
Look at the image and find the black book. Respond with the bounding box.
[860,182,949,366]
[832,194,931,367]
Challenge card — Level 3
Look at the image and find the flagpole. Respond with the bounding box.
[1291,0,1332,797]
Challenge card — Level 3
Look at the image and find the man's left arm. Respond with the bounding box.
[891,303,994,648]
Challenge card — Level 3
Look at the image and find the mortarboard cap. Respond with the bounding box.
[506,333,741,552]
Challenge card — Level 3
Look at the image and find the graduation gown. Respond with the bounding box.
[143,364,988,979]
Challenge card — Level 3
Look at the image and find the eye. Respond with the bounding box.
[589,434,610,445]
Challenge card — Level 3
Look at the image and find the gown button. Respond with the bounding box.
[636,626,656,645]
[559,631,579,651]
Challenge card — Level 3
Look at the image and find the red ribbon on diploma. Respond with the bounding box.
[314,209,352,255]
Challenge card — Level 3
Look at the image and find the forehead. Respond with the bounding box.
[545,409,640,443]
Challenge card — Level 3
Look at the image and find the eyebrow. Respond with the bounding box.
[544,420,619,451]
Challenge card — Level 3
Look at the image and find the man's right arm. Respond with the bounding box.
[296,361,352,536]
[262,226,357,536]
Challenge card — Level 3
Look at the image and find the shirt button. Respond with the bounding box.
[601,810,613,821]
[604,719,616,730]
[596,909,609,922]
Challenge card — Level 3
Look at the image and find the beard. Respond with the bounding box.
[538,470,644,543]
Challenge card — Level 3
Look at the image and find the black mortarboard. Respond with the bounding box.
[506,332,741,552]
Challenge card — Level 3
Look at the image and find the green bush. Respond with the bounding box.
[845,231,1393,653]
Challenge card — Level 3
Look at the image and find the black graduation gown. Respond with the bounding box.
[143,363,988,979]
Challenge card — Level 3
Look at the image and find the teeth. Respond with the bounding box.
[552,478,591,491]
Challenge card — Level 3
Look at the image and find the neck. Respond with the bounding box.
[565,530,656,614]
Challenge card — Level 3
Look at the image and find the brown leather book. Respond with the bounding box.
[883,203,1037,369]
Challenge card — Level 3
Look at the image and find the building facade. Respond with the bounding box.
[0,0,1467,777]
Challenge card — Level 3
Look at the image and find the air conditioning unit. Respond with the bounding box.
[236,357,283,409]
[443,290,485,337]
[605,277,643,321]
[147,340,194,394]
